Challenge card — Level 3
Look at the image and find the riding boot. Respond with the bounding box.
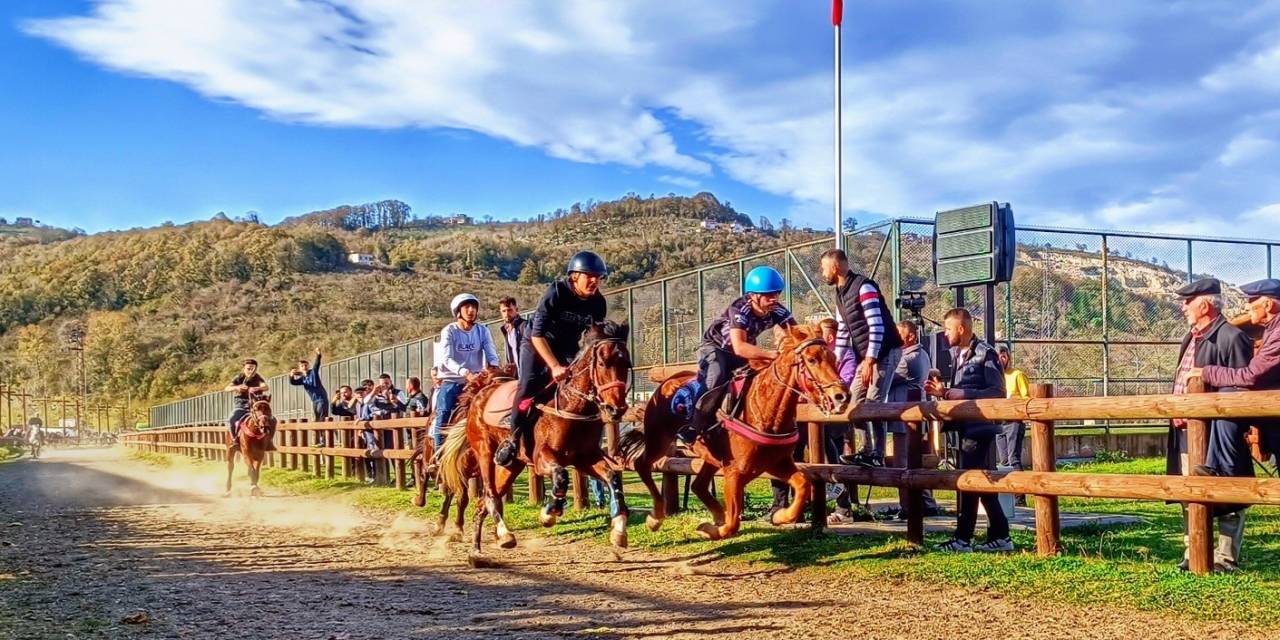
[764,483,790,522]
[677,409,712,446]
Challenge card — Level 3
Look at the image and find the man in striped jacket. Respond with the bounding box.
[820,248,903,468]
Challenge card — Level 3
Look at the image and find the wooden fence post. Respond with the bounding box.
[905,388,925,546]
[530,473,546,505]
[392,428,406,491]
[572,470,589,510]
[1030,383,1061,556]
[662,471,681,516]
[1185,377,1213,575]
[326,419,336,480]
[300,420,311,473]
[808,421,826,534]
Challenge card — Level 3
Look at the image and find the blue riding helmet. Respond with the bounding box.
[744,266,785,294]
[566,251,608,277]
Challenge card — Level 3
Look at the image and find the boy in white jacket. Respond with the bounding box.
[432,293,499,447]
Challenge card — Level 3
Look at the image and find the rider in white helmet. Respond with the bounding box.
[431,293,500,447]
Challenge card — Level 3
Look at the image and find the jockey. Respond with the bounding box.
[433,293,500,448]
[28,424,43,446]
[223,359,269,438]
[494,251,608,467]
[678,265,796,445]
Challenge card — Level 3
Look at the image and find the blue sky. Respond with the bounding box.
[4,1,1280,237]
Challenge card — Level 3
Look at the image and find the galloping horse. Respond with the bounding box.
[411,366,515,537]
[622,324,849,540]
[224,400,276,498]
[439,321,631,562]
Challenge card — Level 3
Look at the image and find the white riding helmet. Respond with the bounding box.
[450,293,480,317]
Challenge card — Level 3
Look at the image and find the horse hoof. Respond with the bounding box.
[221,491,232,499]
[539,512,558,528]
[447,530,464,543]
[433,516,448,533]
[498,533,517,549]
[412,496,426,508]
[695,522,721,540]
[645,514,662,532]
[250,486,263,498]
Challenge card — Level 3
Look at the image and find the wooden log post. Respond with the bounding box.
[905,388,925,546]
[326,420,336,480]
[808,421,827,534]
[392,428,406,491]
[300,421,310,473]
[572,470,589,510]
[1185,377,1213,576]
[530,474,546,505]
[1029,383,1060,557]
[662,470,681,516]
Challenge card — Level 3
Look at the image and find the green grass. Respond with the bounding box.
[0,446,22,463]
[129,452,1280,628]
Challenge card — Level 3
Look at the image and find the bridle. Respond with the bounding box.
[769,336,845,416]
[550,337,631,421]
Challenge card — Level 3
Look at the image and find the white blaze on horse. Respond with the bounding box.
[224,400,276,498]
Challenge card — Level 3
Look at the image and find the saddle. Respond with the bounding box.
[481,379,521,429]
[671,367,753,422]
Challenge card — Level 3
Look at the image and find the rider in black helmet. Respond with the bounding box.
[494,251,608,467]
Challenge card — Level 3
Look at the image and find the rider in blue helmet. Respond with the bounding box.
[679,265,796,447]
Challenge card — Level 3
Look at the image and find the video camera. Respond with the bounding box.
[895,290,927,318]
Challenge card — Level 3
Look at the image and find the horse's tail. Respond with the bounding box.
[435,426,471,498]
[618,426,648,465]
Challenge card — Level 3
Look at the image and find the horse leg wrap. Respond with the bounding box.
[548,467,569,515]
[609,472,628,519]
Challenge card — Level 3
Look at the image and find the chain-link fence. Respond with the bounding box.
[150,219,1279,427]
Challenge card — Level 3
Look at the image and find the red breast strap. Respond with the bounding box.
[720,416,800,446]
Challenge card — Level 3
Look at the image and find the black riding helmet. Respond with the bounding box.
[566,251,607,277]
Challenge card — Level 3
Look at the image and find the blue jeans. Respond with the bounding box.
[432,381,466,448]
[228,407,250,438]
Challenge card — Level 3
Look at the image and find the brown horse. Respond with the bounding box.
[622,324,849,540]
[411,366,515,537]
[439,321,631,563]
[224,400,276,498]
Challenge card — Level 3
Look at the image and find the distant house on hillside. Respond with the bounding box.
[468,271,487,281]
[699,220,719,232]
[347,253,375,267]
[14,217,35,227]
[731,223,747,234]
[443,214,472,225]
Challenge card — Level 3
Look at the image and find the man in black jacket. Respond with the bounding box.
[924,308,1011,553]
[1165,278,1253,572]
[494,251,608,467]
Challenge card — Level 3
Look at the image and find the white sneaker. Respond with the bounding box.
[974,537,1015,553]
[936,538,972,552]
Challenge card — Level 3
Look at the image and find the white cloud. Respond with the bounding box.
[657,175,699,189]
[21,1,1280,238]
[1218,133,1276,166]
[1243,203,1280,223]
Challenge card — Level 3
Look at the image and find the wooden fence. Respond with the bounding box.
[122,380,1280,575]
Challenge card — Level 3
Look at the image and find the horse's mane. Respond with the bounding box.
[584,320,630,346]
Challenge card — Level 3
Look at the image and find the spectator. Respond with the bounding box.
[436,294,500,448]
[290,348,329,444]
[818,317,838,351]
[924,308,1012,553]
[223,359,268,439]
[403,376,430,414]
[499,296,527,370]
[1167,278,1252,571]
[820,249,903,469]
[366,373,404,420]
[995,346,1030,471]
[330,385,358,418]
[888,320,940,519]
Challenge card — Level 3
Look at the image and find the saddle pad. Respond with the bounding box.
[482,379,520,425]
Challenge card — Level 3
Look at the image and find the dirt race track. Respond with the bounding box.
[0,448,1269,639]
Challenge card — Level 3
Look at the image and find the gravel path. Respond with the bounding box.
[0,448,1268,639]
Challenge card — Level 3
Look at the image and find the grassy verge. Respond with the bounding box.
[128,450,1280,628]
[0,446,22,463]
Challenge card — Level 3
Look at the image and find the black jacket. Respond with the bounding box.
[530,280,606,363]
[941,337,1006,436]
[1165,315,1252,476]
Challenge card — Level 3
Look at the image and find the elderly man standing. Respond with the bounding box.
[1189,278,1280,571]
[1167,278,1253,572]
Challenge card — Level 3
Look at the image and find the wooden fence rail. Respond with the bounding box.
[122,380,1280,575]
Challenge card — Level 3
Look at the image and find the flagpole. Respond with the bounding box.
[832,0,844,251]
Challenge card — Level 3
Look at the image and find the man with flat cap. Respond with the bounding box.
[1189,279,1280,569]
[1167,278,1253,572]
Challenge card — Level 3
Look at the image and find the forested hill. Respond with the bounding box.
[0,193,821,421]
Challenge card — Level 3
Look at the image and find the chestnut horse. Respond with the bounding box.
[411,366,515,537]
[224,400,277,498]
[440,321,631,563]
[622,324,849,540]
